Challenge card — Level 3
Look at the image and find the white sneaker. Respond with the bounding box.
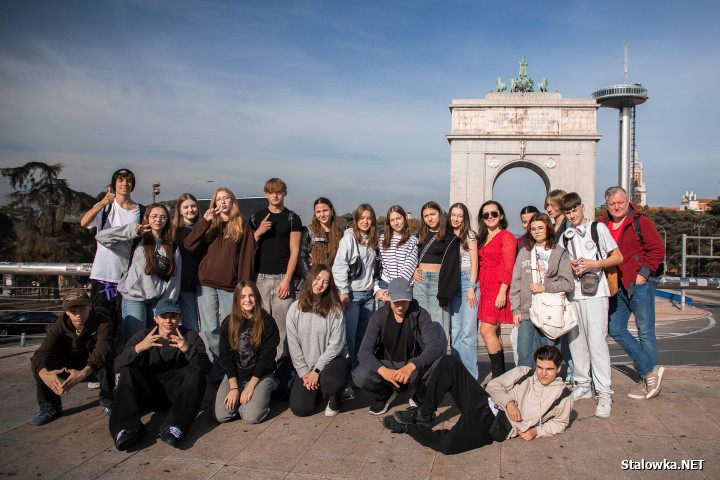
[324,400,340,417]
[572,386,593,400]
[87,382,101,389]
[595,396,612,418]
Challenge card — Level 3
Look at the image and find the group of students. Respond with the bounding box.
[28,168,666,455]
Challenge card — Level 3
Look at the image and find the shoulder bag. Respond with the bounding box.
[529,249,578,340]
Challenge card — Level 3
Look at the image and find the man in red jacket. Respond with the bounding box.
[602,186,666,400]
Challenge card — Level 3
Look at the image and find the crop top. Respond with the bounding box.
[418,231,456,265]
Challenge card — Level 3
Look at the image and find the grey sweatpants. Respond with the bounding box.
[567,296,613,398]
[256,273,295,361]
[213,374,275,424]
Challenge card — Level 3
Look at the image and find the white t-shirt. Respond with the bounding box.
[563,221,618,299]
[89,201,141,283]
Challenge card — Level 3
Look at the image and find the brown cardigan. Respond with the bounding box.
[31,309,114,375]
[184,217,256,291]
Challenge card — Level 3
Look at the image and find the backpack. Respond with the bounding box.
[631,215,665,277]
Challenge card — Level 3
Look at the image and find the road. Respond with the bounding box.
[610,290,720,368]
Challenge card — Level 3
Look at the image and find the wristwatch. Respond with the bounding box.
[313,367,321,374]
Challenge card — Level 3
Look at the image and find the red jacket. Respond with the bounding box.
[602,203,665,289]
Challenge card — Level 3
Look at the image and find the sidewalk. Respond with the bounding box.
[1,300,717,479]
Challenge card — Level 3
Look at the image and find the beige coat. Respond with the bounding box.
[485,366,573,439]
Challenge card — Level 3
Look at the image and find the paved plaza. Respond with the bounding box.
[1,301,718,479]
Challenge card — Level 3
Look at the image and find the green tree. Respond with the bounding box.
[0,161,97,272]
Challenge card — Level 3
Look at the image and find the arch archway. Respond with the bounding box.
[492,162,549,235]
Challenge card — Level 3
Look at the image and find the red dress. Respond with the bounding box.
[477,229,515,324]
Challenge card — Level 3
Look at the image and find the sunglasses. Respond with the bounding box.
[482,211,500,220]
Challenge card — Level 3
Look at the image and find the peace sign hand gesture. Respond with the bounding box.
[169,328,189,353]
[134,326,163,354]
[203,204,222,221]
[135,223,152,235]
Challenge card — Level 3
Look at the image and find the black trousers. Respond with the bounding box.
[352,358,438,403]
[34,361,114,411]
[109,365,206,438]
[289,357,351,417]
[90,279,122,349]
[407,355,495,455]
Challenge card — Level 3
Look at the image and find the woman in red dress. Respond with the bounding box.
[477,200,515,378]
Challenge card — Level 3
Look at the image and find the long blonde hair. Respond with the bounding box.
[205,187,244,243]
[171,193,199,241]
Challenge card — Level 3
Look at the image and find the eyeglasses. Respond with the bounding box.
[149,214,167,221]
[482,211,500,220]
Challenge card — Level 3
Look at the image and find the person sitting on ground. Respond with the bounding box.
[382,345,573,455]
[352,277,444,416]
[30,289,115,425]
[109,298,210,451]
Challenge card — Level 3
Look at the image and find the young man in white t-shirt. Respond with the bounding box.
[559,193,623,419]
[80,169,144,340]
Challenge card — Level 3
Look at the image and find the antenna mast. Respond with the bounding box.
[623,41,628,83]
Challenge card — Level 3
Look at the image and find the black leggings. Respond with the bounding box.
[407,355,495,455]
[289,357,351,417]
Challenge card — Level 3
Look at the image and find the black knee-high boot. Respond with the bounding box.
[499,348,506,374]
[489,351,505,379]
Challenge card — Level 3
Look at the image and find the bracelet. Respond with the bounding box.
[229,387,239,391]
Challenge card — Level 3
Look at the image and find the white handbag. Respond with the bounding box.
[529,249,578,340]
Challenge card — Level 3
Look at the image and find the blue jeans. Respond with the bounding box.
[345,290,374,369]
[121,297,159,344]
[516,318,559,368]
[413,271,449,344]
[197,286,235,368]
[449,270,479,379]
[608,281,657,378]
[179,291,200,332]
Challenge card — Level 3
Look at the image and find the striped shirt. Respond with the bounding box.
[377,234,418,287]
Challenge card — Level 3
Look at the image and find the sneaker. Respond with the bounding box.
[114,428,146,451]
[595,396,612,418]
[341,385,354,400]
[382,415,409,434]
[393,407,434,426]
[644,366,665,399]
[572,386,593,401]
[368,391,397,416]
[325,397,340,417]
[627,380,647,399]
[408,394,420,408]
[31,408,61,426]
[87,382,101,389]
[102,406,112,417]
[159,426,183,448]
[565,375,574,387]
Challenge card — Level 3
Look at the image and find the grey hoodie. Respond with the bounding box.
[331,228,376,294]
[96,223,182,302]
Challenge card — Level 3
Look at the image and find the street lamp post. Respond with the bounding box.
[185,180,214,193]
[152,180,161,203]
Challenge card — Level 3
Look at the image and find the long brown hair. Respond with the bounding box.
[476,200,508,246]
[205,187,244,243]
[447,203,474,251]
[418,201,446,245]
[524,213,557,250]
[352,203,378,247]
[142,203,177,278]
[228,281,265,350]
[310,197,343,267]
[171,193,199,241]
[298,264,343,318]
[382,205,411,250]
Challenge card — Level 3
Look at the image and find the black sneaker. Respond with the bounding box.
[393,407,434,426]
[159,426,183,448]
[31,408,62,426]
[368,391,397,416]
[114,428,146,451]
[382,415,409,434]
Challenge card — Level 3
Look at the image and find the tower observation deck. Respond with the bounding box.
[592,44,648,199]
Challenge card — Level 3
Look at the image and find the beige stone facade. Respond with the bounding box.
[448,92,601,219]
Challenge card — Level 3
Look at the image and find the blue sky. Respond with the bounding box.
[1,0,718,234]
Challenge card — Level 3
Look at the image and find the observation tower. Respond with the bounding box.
[592,43,648,197]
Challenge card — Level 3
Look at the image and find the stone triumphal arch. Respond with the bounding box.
[447,71,601,219]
